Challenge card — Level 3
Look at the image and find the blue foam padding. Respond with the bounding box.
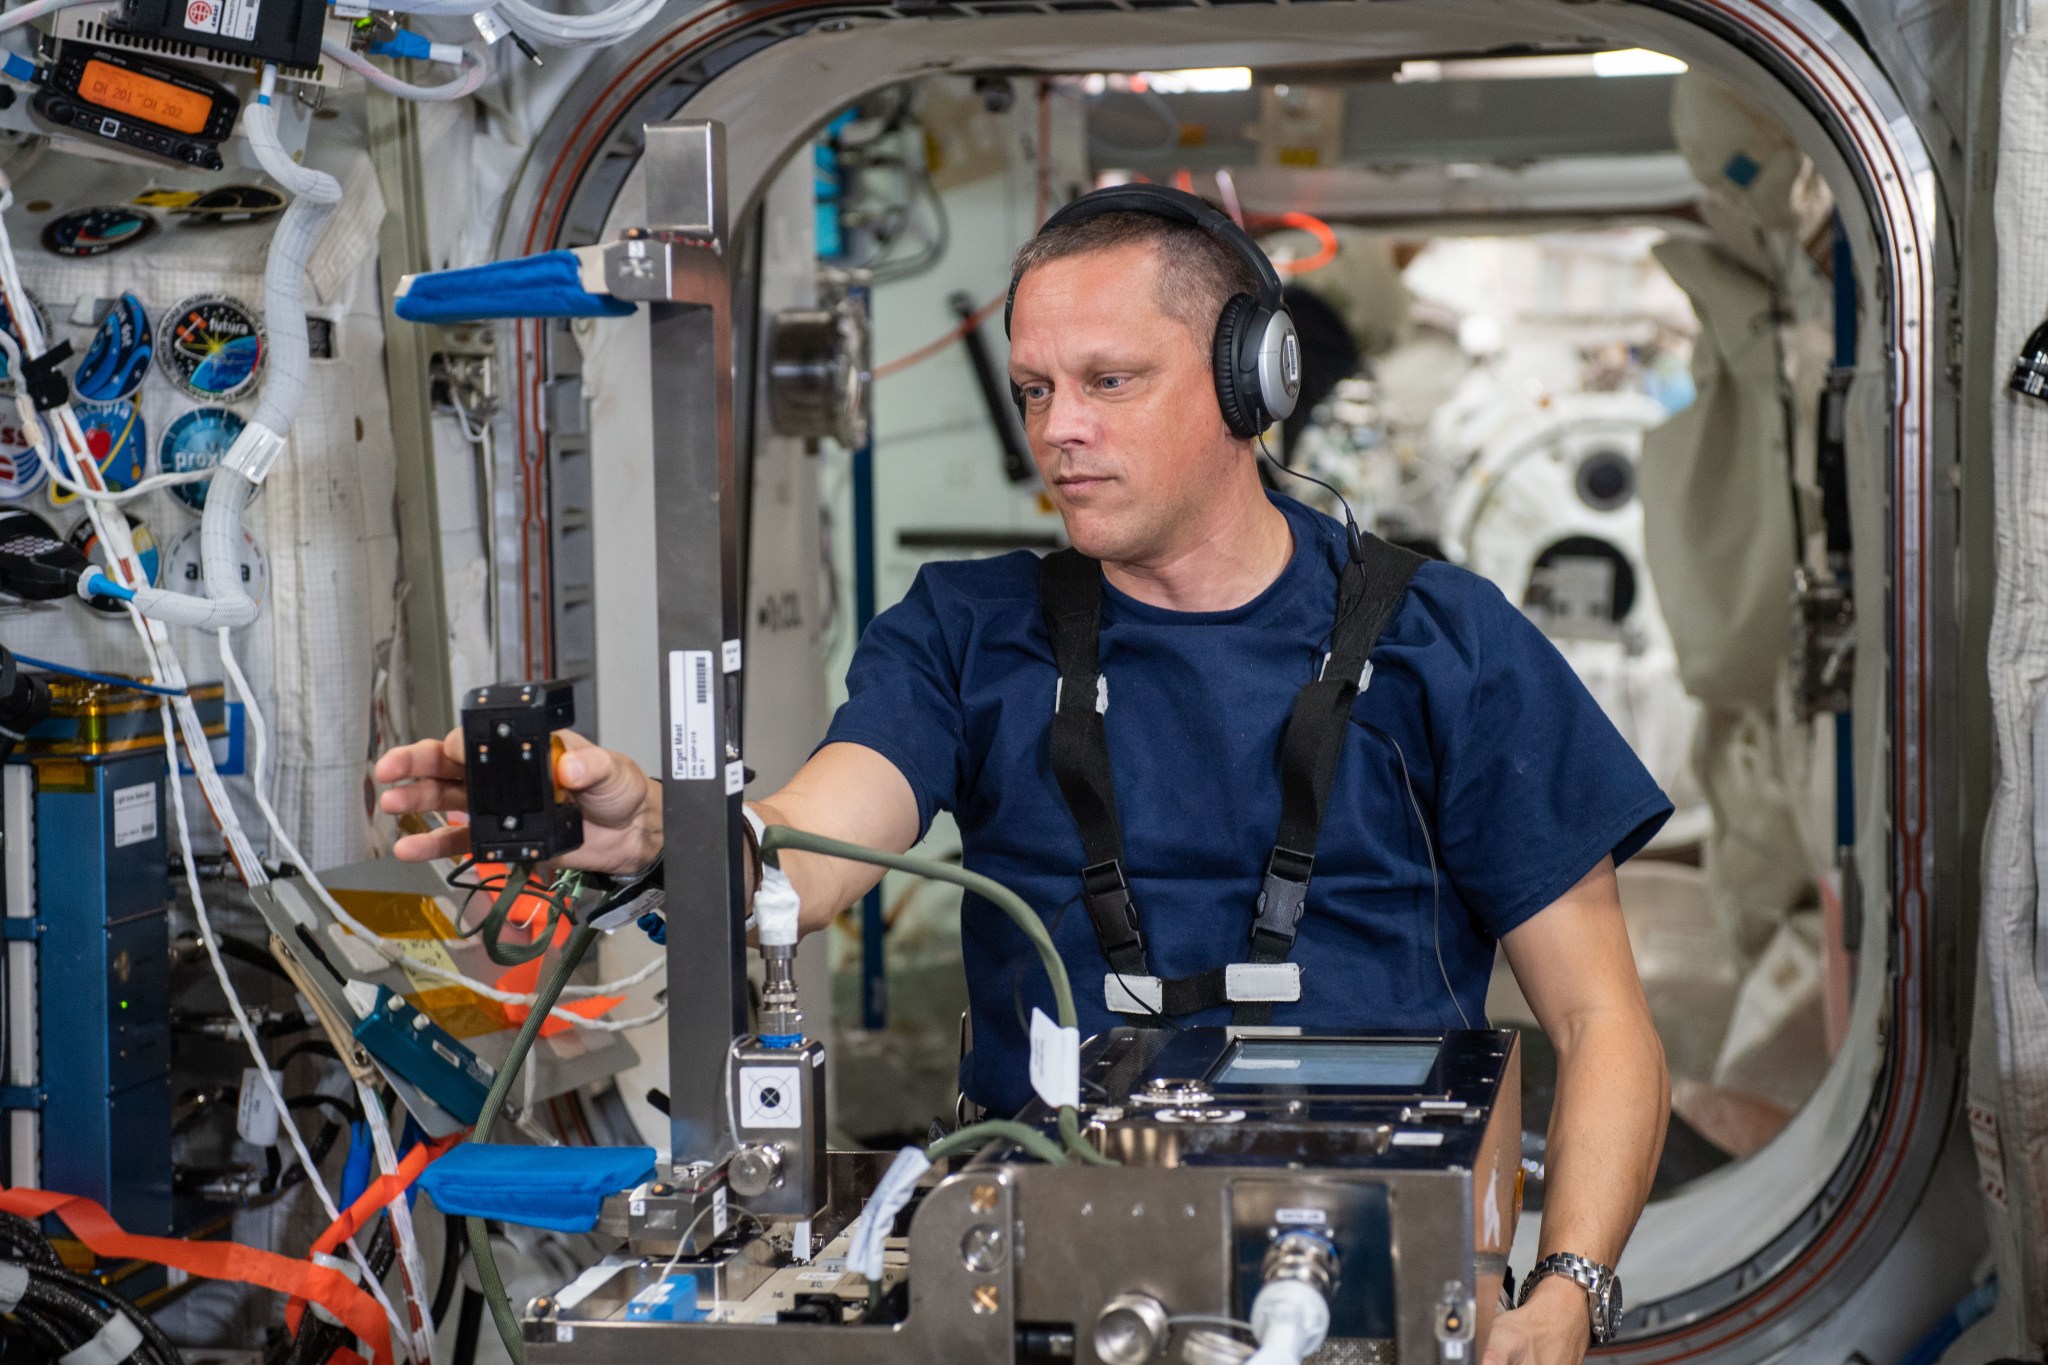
[417,1144,657,1232]
[393,251,636,324]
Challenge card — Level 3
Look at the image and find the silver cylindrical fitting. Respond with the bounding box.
[1261,1230,1339,1299]
[759,943,803,1038]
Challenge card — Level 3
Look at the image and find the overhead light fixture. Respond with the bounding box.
[1591,48,1689,76]
[1135,67,1253,93]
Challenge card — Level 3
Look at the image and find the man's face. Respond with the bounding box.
[1008,242,1242,564]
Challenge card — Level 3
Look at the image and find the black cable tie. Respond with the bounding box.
[20,341,71,412]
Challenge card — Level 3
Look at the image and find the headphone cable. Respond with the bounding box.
[1257,432,1363,564]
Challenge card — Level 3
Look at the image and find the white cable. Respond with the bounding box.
[156,703,412,1357]
[485,0,664,47]
[0,0,97,36]
[355,1078,440,1365]
[0,177,410,1352]
[320,40,488,101]
[218,630,666,1024]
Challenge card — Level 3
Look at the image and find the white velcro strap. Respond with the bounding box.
[222,425,287,484]
[58,1311,143,1365]
[0,1262,28,1312]
[846,1146,930,1282]
[1225,962,1302,1003]
[1105,974,1163,1015]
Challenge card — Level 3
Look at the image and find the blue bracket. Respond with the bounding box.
[1,1086,43,1110]
[1,918,40,942]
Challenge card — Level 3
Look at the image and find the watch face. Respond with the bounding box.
[1594,1277,1622,1340]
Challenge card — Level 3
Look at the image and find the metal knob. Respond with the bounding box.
[1093,1292,1169,1365]
[728,1144,783,1198]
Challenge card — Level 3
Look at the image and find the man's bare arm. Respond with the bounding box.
[749,742,923,935]
[1484,856,1669,1365]
[377,734,921,940]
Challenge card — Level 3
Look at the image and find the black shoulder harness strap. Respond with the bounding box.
[1040,533,1425,1024]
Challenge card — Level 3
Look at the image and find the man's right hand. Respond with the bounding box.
[373,729,663,876]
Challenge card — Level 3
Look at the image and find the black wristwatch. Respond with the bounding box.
[1519,1253,1623,1344]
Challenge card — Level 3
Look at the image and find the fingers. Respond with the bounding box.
[393,823,470,863]
[374,735,464,785]
[555,740,654,825]
[379,778,467,817]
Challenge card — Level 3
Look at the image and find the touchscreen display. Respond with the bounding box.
[1211,1039,1440,1088]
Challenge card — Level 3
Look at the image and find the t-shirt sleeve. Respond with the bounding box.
[1430,577,1673,942]
[819,566,967,838]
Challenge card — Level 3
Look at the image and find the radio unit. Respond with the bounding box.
[32,45,238,169]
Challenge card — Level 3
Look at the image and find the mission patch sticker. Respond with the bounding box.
[161,407,245,511]
[0,417,47,500]
[164,521,268,609]
[52,399,147,503]
[159,293,265,400]
[74,294,152,401]
[42,206,157,257]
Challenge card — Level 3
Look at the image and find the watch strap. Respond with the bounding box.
[1518,1253,1621,1344]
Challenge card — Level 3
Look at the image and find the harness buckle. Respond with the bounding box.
[1252,846,1314,946]
[1081,858,1144,956]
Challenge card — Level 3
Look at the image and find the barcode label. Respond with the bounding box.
[668,649,716,781]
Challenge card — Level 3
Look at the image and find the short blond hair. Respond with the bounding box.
[1009,209,1261,341]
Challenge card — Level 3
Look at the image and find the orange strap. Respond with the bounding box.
[0,1188,393,1365]
[283,1134,459,1337]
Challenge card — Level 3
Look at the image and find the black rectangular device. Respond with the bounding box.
[34,45,238,169]
[461,680,585,864]
[111,0,326,71]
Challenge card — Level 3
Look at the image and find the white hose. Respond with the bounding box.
[489,0,665,47]
[0,0,97,34]
[320,40,489,101]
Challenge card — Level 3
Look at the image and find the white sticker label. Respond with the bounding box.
[712,1184,729,1235]
[1391,1130,1445,1147]
[112,784,156,848]
[217,0,258,40]
[795,1271,840,1285]
[724,760,746,796]
[722,639,743,673]
[739,1065,803,1130]
[1275,1207,1327,1225]
[470,6,507,39]
[182,0,221,33]
[1028,1007,1079,1109]
[235,1067,280,1147]
[667,649,716,781]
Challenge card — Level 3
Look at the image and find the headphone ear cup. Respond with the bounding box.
[1212,293,1265,439]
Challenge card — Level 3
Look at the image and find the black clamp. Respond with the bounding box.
[1080,858,1145,963]
[20,341,71,413]
[1251,846,1315,952]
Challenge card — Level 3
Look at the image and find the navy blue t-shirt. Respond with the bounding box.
[824,494,1671,1115]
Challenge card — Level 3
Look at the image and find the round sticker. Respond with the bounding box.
[171,186,284,223]
[158,294,265,401]
[51,400,147,504]
[164,522,268,610]
[0,290,50,395]
[0,415,48,501]
[161,407,245,511]
[74,294,152,401]
[68,515,160,613]
[42,207,157,258]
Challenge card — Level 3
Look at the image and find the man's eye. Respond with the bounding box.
[1023,385,1049,402]
[1100,376,1124,391]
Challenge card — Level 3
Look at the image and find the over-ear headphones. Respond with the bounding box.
[1004,184,1301,440]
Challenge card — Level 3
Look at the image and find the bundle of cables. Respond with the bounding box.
[444,859,586,967]
[263,1218,395,1365]
[0,1213,182,1365]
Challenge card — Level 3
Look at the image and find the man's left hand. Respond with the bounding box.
[1481,1277,1592,1365]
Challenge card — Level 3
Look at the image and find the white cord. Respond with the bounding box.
[487,0,664,47]
[0,0,97,36]
[0,177,411,1350]
[156,703,411,1356]
[217,630,667,1025]
[355,1078,439,1365]
[320,40,489,101]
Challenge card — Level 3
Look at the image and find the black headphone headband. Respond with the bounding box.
[1005,182,1301,440]
[1005,183,1284,333]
